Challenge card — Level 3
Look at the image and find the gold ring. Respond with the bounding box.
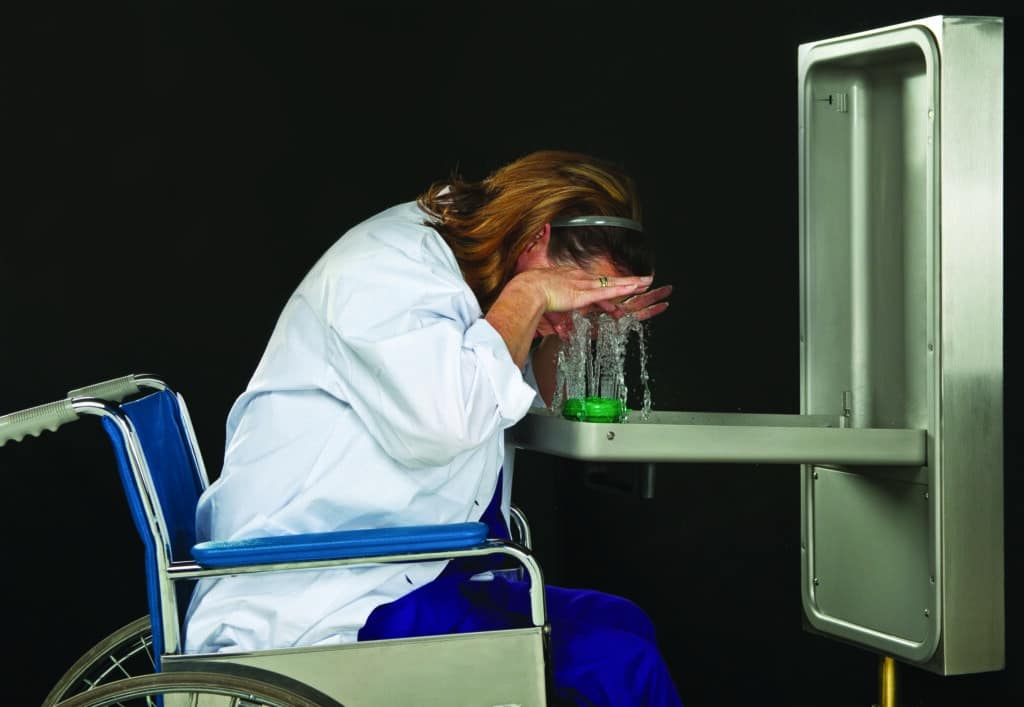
[598,275,609,287]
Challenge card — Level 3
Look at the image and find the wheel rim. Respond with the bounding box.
[49,670,338,707]
[44,617,155,705]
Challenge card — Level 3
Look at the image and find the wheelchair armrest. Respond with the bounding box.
[191,521,489,568]
[185,521,548,628]
[509,505,532,550]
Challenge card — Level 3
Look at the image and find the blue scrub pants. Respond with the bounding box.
[358,473,684,706]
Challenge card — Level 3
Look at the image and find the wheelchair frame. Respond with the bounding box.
[2,374,551,706]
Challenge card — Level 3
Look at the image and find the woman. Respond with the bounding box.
[184,150,680,705]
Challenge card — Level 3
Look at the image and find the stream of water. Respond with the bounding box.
[551,310,652,422]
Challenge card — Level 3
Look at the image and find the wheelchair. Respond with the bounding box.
[1,374,550,706]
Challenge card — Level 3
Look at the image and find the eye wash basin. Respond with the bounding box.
[511,408,925,467]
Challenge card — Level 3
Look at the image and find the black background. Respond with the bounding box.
[1,2,1018,706]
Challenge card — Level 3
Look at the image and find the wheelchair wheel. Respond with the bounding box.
[49,670,340,707]
[43,616,154,705]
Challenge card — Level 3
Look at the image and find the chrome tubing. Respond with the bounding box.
[169,540,549,629]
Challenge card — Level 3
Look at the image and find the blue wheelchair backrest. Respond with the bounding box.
[101,388,205,664]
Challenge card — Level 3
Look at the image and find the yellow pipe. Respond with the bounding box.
[878,655,896,707]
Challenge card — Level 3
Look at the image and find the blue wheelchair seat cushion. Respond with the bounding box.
[192,521,490,567]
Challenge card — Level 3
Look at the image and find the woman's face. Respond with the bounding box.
[513,224,633,339]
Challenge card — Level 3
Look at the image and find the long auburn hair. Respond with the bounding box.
[417,150,654,312]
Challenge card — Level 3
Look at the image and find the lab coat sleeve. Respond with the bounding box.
[325,244,538,468]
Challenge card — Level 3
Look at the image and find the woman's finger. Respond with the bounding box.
[536,267,656,314]
[631,300,670,322]
[621,284,673,312]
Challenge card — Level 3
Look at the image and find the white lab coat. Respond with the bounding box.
[184,201,541,654]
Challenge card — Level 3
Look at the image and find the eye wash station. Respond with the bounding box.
[0,14,1002,707]
[510,14,1005,701]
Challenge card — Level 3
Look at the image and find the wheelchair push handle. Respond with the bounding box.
[0,398,78,446]
[68,374,141,403]
[0,374,149,447]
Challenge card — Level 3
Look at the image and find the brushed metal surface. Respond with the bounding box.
[930,14,1005,675]
[511,409,925,466]
[798,15,1003,674]
[165,627,549,707]
[810,467,931,645]
[799,23,941,665]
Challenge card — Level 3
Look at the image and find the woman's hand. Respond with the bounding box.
[486,267,652,369]
[517,266,654,314]
[597,283,673,323]
[537,280,672,341]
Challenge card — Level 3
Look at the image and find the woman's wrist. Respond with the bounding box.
[486,274,547,369]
